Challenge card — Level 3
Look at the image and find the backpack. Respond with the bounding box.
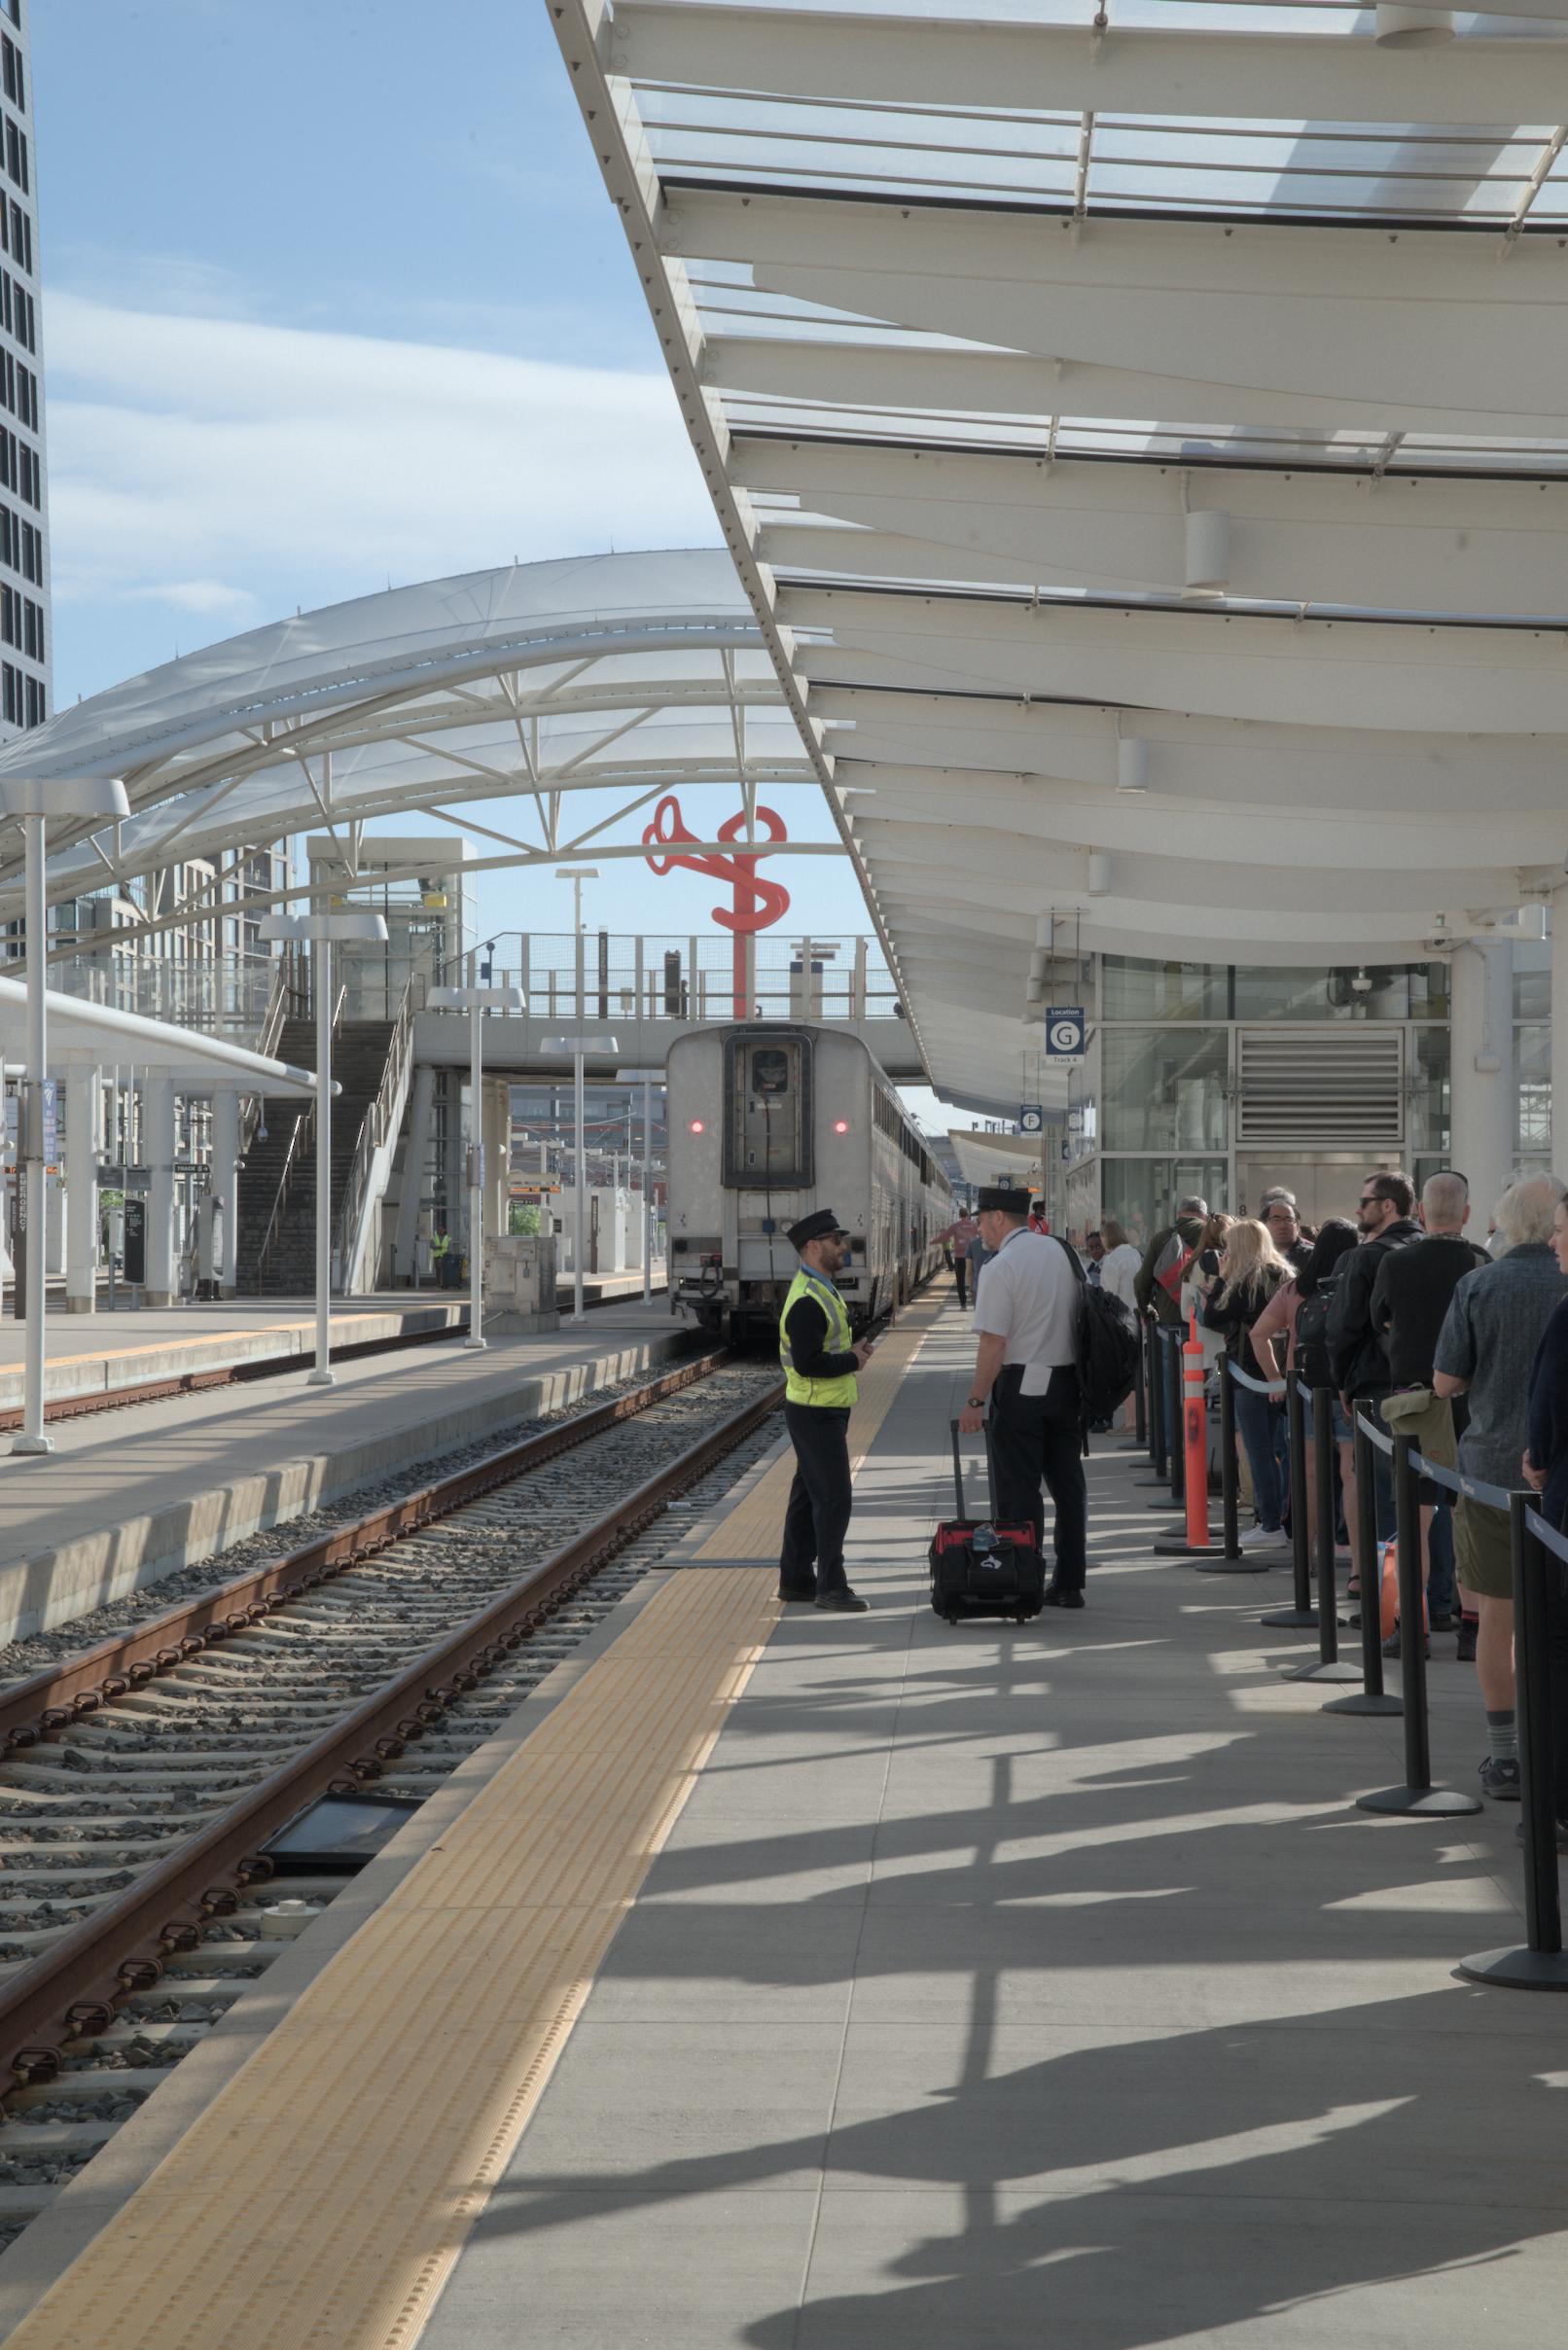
[1051,1236,1140,1425]
[1294,1271,1338,1394]
[1153,1228,1194,1303]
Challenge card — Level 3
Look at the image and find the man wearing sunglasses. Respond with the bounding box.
[1328,1170,1422,1549]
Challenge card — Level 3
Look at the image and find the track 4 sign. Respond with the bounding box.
[1045,1007,1086,1061]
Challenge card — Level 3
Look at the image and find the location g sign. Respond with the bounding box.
[1045,1006,1086,1061]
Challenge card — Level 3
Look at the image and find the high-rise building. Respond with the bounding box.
[0,0,46,738]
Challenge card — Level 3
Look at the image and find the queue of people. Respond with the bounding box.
[776,1162,1568,1848]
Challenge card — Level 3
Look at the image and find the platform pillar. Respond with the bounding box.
[145,1077,177,1306]
[1551,887,1568,1171]
[64,1063,99,1313]
[1449,940,1514,1228]
[211,1089,240,1296]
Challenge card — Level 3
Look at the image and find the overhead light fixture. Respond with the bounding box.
[1183,509,1229,596]
[1373,4,1453,43]
[1117,738,1149,794]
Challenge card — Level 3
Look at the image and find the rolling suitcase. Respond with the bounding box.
[929,1418,1045,1622]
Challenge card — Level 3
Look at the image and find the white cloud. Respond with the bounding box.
[44,292,722,618]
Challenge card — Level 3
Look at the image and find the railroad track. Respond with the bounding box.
[0,1348,785,2242]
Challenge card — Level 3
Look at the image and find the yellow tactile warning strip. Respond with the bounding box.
[693,1284,950,1559]
[38,1307,424,1371]
[6,1565,779,2350]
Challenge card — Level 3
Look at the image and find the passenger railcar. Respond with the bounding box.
[665,1022,953,1340]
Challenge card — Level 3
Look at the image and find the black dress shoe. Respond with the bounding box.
[1043,1584,1085,1610]
[814,1587,870,1613]
[777,1586,818,1604]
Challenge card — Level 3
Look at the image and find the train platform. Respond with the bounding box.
[3,1294,1565,2350]
[0,1297,686,1648]
[0,1294,467,1411]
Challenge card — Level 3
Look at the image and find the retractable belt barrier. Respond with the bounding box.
[1286,1377,1361,1686]
[1460,1500,1568,1990]
[1353,1419,1482,1820]
[1141,1315,1169,1486]
[1323,1408,1403,1723]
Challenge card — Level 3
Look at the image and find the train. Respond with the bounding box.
[664,1021,954,1341]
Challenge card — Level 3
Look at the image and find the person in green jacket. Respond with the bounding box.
[1133,1196,1209,1327]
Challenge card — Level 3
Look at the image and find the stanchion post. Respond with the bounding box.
[1164,1328,1186,1509]
[1459,1495,1568,1988]
[1133,1326,1147,1446]
[1219,1360,1240,1562]
[1194,1355,1265,1574]
[1288,1383,1360,1682]
[1261,1368,1316,1628]
[1324,1408,1402,1718]
[1148,1320,1168,1482]
[1357,1433,1479,1818]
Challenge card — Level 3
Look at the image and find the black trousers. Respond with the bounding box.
[988,1364,1088,1590]
[954,1257,969,1308]
[779,1403,854,1597]
[1546,1553,1568,1820]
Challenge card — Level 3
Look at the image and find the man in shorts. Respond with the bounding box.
[1434,1174,1567,1798]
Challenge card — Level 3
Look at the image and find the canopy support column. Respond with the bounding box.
[65,1064,99,1315]
[1448,941,1515,1228]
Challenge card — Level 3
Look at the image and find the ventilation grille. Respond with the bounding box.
[1236,1029,1404,1146]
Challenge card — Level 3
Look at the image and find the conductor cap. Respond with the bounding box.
[787,1208,849,1250]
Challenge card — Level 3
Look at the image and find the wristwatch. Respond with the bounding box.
[967,1397,987,1410]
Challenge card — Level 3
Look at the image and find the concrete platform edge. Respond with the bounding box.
[0,1332,688,1649]
[0,1551,695,2337]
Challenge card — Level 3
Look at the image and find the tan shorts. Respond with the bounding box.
[1454,1496,1515,1601]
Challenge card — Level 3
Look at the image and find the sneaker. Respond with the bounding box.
[1429,1611,1458,1632]
[814,1586,870,1614]
[1455,1620,1478,1662]
[1237,1525,1283,1549]
[1515,1817,1568,1854]
[1382,1622,1431,1659]
[1479,1756,1522,1800]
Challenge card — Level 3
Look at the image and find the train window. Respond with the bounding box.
[751,1048,791,1097]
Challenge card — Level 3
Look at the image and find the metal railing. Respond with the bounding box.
[336,974,418,1292]
[238,958,290,1164]
[433,932,905,1027]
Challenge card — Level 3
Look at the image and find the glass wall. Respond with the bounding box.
[1098,1157,1228,1255]
[1102,1029,1227,1155]
[1100,958,1227,1021]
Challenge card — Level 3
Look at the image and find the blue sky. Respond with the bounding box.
[31,0,889,972]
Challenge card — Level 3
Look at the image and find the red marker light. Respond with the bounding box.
[689,1118,705,1134]
[833,1119,850,1135]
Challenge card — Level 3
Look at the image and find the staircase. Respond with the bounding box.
[235,1016,397,1295]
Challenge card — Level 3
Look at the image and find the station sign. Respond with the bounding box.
[1045,1007,1086,1062]
[1016,1105,1044,1135]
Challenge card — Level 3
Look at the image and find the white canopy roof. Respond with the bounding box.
[551,0,1568,1105]
[0,551,819,938]
[0,981,327,1095]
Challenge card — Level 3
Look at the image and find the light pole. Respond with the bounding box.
[428,982,523,1348]
[555,865,599,1028]
[553,868,600,1316]
[620,1067,661,1304]
[541,1032,619,1322]
[0,774,130,1454]
[258,908,388,1386]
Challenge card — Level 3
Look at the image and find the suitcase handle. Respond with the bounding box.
[949,1415,1002,1521]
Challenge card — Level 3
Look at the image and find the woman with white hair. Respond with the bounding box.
[1200,1218,1293,1549]
[1435,1173,1568,1799]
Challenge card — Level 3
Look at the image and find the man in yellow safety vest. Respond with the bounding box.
[778,1207,875,1612]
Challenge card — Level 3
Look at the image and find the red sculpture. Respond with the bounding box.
[642,794,792,1020]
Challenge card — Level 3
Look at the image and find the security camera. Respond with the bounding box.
[257,1122,268,1144]
[1350,968,1373,994]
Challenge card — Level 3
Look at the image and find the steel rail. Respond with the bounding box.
[0,1361,783,2081]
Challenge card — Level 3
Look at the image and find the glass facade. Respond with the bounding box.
[1067,954,1474,1245]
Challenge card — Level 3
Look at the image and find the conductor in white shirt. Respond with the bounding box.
[957,1186,1087,1607]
